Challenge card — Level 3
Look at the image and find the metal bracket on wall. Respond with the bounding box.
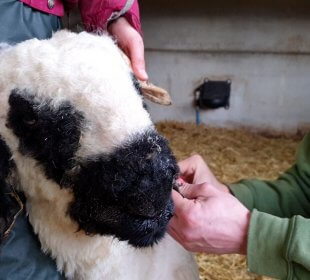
[194,79,231,125]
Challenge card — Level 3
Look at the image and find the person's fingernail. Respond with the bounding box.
[177,177,186,185]
[176,178,183,186]
[139,70,148,81]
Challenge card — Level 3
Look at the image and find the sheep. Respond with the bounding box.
[0,30,199,280]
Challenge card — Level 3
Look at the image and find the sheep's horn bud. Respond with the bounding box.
[119,50,172,106]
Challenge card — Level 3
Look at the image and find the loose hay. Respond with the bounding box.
[156,121,302,280]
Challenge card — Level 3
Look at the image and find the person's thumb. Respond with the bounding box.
[128,38,148,81]
[171,190,187,214]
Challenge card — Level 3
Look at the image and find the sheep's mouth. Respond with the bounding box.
[70,197,174,248]
[118,198,174,247]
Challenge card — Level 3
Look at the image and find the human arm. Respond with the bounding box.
[75,0,148,81]
[230,133,310,218]
[177,134,310,218]
[108,17,148,81]
[168,183,250,254]
[170,134,310,278]
[226,133,310,278]
[245,209,310,279]
[76,0,141,34]
[169,182,310,279]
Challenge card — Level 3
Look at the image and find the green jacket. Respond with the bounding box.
[230,133,310,280]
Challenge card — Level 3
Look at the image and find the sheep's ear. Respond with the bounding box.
[119,50,172,106]
[139,81,172,106]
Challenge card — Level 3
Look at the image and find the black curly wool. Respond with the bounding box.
[0,136,20,245]
[69,130,179,247]
[131,73,143,96]
[7,89,84,185]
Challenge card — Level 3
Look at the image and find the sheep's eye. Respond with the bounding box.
[23,118,37,125]
[7,89,84,185]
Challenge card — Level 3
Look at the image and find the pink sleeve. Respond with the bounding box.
[78,0,141,34]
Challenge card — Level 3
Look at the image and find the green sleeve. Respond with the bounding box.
[228,133,310,279]
[230,133,310,218]
[246,210,310,279]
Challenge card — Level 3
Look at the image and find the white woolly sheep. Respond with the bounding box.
[0,31,199,280]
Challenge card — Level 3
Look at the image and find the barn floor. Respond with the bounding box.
[156,121,302,280]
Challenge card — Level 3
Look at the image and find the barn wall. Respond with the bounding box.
[63,0,310,133]
[140,0,310,133]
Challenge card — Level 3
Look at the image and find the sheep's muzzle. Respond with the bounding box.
[69,129,179,247]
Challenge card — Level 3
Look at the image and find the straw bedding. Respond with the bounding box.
[156,121,302,280]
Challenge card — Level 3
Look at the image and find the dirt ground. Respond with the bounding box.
[156,121,302,280]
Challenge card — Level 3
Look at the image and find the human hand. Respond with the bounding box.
[178,155,229,193]
[108,17,148,81]
[168,183,250,254]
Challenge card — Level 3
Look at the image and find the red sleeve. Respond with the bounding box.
[77,0,141,34]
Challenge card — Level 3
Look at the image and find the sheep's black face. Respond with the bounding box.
[6,89,178,248]
[6,90,84,183]
[69,130,178,247]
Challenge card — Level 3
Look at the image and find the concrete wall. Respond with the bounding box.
[140,0,310,133]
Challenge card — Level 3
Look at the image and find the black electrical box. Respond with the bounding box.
[195,79,231,109]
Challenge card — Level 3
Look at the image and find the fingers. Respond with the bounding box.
[171,184,207,217]
[108,17,148,81]
[171,190,187,215]
[127,37,148,81]
[178,154,205,183]
[179,183,220,199]
[171,183,221,224]
[178,183,200,199]
[178,158,196,183]
[169,191,188,242]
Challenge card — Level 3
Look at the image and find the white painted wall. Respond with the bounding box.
[64,0,310,133]
[140,0,310,133]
